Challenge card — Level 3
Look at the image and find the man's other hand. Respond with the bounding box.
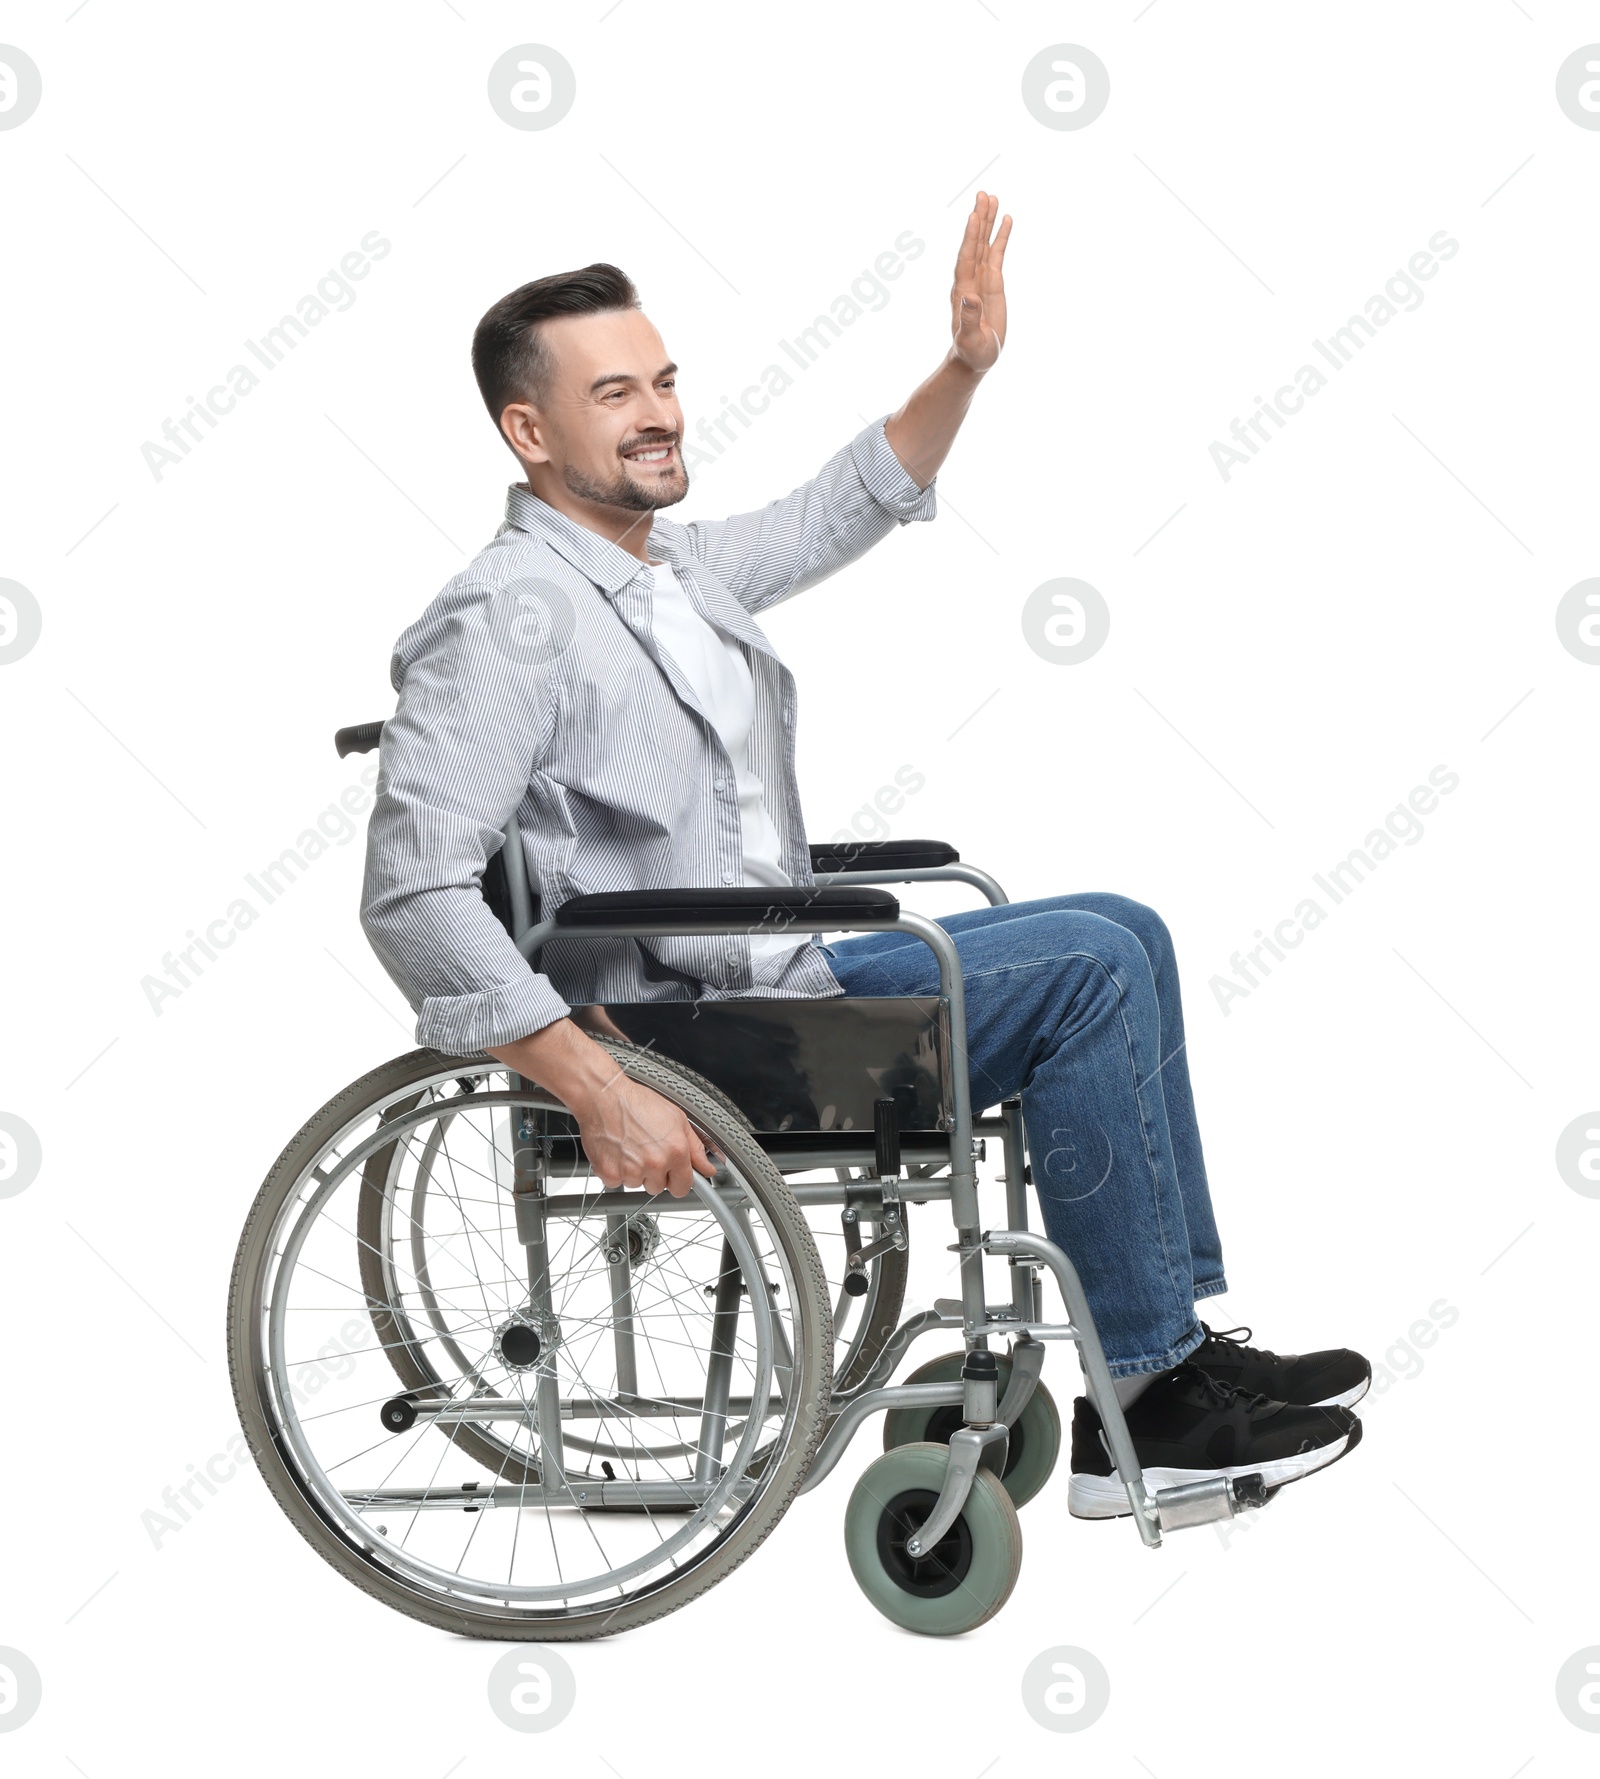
[487,1016,717,1199]
[573,1068,717,1198]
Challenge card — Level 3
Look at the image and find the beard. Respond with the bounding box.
[563,436,690,513]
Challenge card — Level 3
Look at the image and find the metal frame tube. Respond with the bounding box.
[510,1079,566,1490]
[536,1161,958,1191]
[799,1381,964,1494]
[395,1391,789,1424]
[811,863,1009,906]
[501,816,536,935]
[984,1228,1162,1546]
[695,1237,743,1483]
[345,1477,748,1511]
[998,1098,1034,1321]
[826,1305,962,1409]
[603,1211,640,1398]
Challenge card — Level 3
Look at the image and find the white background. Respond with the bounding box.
[2,1,1597,1772]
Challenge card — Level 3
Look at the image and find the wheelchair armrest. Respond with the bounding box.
[553,885,900,930]
[808,839,958,874]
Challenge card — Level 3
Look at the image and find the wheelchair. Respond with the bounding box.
[226,721,1267,1641]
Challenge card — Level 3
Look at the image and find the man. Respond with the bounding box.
[362,195,1368,1517]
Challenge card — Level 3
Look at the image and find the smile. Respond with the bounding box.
[623,444,676,464]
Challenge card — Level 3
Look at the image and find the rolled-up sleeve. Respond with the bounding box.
[677,416,936,616]
[361,589,571,1055]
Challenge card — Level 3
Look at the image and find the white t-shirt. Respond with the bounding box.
[647,562,806,982]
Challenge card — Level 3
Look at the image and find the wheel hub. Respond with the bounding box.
[601,1212,661,1268]
[875,1488,973,1597]
[497,1317,543,1371]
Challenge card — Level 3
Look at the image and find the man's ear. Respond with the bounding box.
[499,401,549,465]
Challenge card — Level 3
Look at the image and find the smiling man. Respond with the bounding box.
[362,195,1369,1518]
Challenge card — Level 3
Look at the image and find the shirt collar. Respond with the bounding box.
[502,483,660,597]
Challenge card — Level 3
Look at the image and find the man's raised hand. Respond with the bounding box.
[950,191,1012,375]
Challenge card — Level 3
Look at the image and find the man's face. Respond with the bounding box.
[513,308,688,514]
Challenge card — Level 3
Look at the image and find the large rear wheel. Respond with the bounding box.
[228,1043,833,1640]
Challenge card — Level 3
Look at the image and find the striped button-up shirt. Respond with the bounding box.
[361,415,937,1055]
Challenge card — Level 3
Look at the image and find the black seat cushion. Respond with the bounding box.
[808,839,958,873]
[554,885,899,929]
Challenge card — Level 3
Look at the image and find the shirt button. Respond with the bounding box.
[721,873,736,885]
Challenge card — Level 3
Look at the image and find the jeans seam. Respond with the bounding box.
[1110,974,1197,1340]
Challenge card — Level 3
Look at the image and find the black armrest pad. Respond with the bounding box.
[554,886,899,929]
[808,839,959,874]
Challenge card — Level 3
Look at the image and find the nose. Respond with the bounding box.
[632,387,677,434]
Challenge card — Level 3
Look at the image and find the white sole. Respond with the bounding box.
[1067,1432,1352,1519]
[1315,1377,1369,1410]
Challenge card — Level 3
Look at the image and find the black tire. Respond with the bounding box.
[228,1043,834,1641]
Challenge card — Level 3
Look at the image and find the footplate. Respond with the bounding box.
[1153,1472,1269,1532]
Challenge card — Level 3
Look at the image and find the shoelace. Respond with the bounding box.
[1199,1323,1270,1363]
[1179,1360,1273,1414]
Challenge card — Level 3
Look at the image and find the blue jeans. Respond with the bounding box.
[821,894,1226,1377]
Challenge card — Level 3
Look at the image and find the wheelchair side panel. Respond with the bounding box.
[596,996,954,1136]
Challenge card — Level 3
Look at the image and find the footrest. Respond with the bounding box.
[1154,1473,1267,1531]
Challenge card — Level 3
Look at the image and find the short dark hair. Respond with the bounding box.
[471,262,640,437]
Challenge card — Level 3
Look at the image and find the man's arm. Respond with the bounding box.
[366,585,715,1200]
[362,588,570,1050]
[883,191,1011,489]
[674,192,1011,614]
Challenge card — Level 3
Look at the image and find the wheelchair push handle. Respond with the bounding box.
[335,720,385,759]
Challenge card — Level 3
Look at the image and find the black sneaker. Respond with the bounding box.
[1190,1324,1371,1409]
[1067,1364,1363,1519]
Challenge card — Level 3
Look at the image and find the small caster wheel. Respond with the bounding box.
[881,1352,1061,1509]
[844,1442,1022,1635]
